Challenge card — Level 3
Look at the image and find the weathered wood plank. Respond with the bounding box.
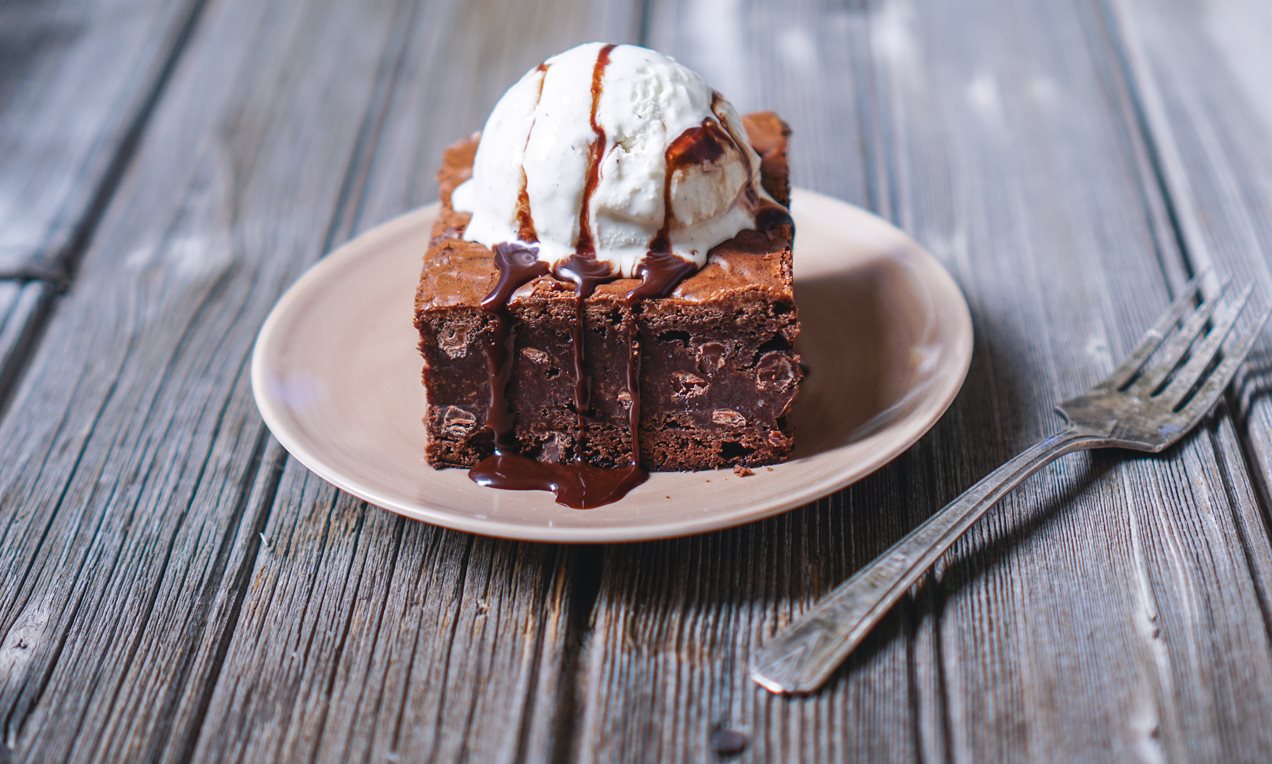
[576,0,1272,761]
[0,0,417,759]
[0,0,204,278]
[186,467,574,764]
[0,0,643,762]
[0,283,49,410]
[190,3,646,761]
[576,2,930,761]
[1105,0,1272,509]
[0,0,202,437]
[865,0,1272,759]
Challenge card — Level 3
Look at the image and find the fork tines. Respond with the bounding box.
[1110,269,1269,423]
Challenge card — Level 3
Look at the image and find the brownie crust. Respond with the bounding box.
[415,112,801,470]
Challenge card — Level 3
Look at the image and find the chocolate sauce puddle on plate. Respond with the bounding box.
[467,44,786,508]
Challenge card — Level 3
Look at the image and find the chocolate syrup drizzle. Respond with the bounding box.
[513,63,550,243]
[468,46,787,508]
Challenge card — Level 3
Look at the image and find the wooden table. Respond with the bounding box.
[2,0,1270,761]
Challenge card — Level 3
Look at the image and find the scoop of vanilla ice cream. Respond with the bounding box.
[451,43,773,279]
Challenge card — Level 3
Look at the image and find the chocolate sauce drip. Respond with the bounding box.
[514,64,551,243]
[469,244,649,509]
[477,244,549,453]
[470,44,649,509]
[633,117,735,301]
[553,254,613,298]
[554,255,618,458]
[481,243,549,311]
[648,119,722,256]
[628,253,699,301]
[667,118,732,167]
[575,44,615,259]
[514,169,536,242]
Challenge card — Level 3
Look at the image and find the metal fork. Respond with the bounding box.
[752,272,1269,695]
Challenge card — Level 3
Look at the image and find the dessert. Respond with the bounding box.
[414,43,801,507]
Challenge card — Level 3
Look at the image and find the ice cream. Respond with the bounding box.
[451,42,776,281]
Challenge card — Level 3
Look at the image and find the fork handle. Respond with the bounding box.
[751,426,1098,695]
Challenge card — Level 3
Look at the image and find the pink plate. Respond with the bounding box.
[251,189,973,542]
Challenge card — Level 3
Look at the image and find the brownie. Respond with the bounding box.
[414,112,801,471]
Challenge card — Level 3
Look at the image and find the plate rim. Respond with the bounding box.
[251,188,973,543]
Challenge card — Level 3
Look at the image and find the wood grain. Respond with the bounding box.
[190,2,646,761]
[0,284,49,413]
[0,0,1269,761]
[573,0,1272,761]
[871,0,1272,758]
[0,0,411,758]
[187,468,575,763]
[0,0,204,279]
[0,0,641,761]
[574,2,929,761]
[1105,0,1272,509]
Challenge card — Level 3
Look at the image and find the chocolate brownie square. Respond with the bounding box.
[414,112,801,470]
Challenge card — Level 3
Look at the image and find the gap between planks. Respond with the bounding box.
[0,0,211,424]
[1090,0,1272,643]
[175,1,644,760]
[1093,0,1272,518]
[160,0,432,751]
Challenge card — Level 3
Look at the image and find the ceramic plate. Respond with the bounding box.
[252,189,973,543]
